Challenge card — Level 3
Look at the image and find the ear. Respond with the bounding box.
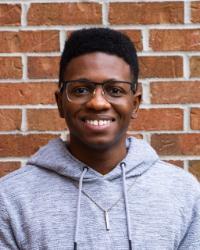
[55,90,64,118]
[131,83,142,119]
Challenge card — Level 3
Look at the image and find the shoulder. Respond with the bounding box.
[152,160,200,203]
[155,160,199,187]
[0,164,57,198]
[0,165,39,191]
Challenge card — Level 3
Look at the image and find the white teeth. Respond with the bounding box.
[86,120,111,126]
[99,120,104,126]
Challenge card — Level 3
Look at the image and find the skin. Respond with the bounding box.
[56,52,142,174]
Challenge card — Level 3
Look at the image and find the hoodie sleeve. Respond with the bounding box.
[178,197,200,250]
[0,195,20,250]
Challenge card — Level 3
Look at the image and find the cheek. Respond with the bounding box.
[62,102,81,124]
[116,100,134,119]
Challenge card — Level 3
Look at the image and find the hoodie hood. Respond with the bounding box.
[28,136,159,182]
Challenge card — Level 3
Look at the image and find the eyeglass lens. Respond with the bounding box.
[66,80,132,103]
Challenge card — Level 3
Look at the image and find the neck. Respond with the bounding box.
[67,137,127,175]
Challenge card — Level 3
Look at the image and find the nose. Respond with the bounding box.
[85,86,111,110]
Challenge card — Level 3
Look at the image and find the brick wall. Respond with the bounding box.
[0,1,200,181]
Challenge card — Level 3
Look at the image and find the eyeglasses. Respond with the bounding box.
[60,79,135,104]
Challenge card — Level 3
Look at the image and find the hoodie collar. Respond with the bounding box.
[28,137,159,182]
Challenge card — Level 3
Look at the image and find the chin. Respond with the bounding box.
[81,135,125,151]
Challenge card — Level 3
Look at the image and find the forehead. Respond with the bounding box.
[64,52,132,81]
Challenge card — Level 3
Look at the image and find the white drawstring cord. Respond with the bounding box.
[74,167,88,250]
[121,162,133,250]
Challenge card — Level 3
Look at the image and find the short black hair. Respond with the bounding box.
[59,28,139,91]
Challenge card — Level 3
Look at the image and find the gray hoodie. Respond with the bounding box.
[0,137,200,250]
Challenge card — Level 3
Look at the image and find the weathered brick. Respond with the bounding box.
[28,3,102,25]
[0,134,57,157]
[150,29,200,51]
[0,162,21,177]
[151,134,200,156]
[189,160,200,181]
[190,57,200,77]
[151,82,200,104]
[109,2,183,24]
[139,56,183,78]
[0,4,21,26]
[190,108,200,130]
[27,109,66,131]
[191,2,200,23]
[0,57,22,79]
[0,31,59,53]
[119,30,143,51]
[0,109,21,131]
[165,160,184,168]
[129,108,183,131]
[28,57,60,79]
[0,83,57,105]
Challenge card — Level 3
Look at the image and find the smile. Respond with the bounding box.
[86,120,112,126]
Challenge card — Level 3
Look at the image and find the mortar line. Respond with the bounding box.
[21,2,30,27]
[102,1,109,27]
[184,0,191,24]
[183,106,190,131]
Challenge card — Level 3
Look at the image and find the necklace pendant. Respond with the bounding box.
[104,211,110,231]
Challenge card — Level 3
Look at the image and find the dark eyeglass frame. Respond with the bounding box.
[59,79,136,94]
[59,79,136,104]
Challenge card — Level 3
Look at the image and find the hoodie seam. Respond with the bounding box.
[0,166,35,185]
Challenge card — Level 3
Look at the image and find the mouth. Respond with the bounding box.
[81,117,115,128]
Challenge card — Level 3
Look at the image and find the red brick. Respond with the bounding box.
[139,56,183,78]
[119,30,143,51]
[0,57,22,79]
[190,57,200,77]
[0,109,21,131]
[109,2,183,24]
[151,134,200,156]
[129,108,183,131]
[0,162,21,177]
[0,4,21,26]
[0,31,59,53]
[165,160,184,168]
[0,83,57,105]
[151,81,200,104]
[189,160,200,181]
[28,57,60,79]
[191,2,200,23]
[190,108,200,130]
[28,3,102,25]
[27,109,66,131]
[0,134,57,157]
[150,29,200,51]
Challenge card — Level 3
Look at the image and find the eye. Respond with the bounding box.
[105,84,126,97]
[72,86,90,95]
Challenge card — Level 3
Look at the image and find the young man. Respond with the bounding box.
[0,28,200,250]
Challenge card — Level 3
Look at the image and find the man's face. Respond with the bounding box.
[56,52,141,150]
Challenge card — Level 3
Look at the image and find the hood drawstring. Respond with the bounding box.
[74,167,88,250]
[120,162,133,250]
[74,163,132,250]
